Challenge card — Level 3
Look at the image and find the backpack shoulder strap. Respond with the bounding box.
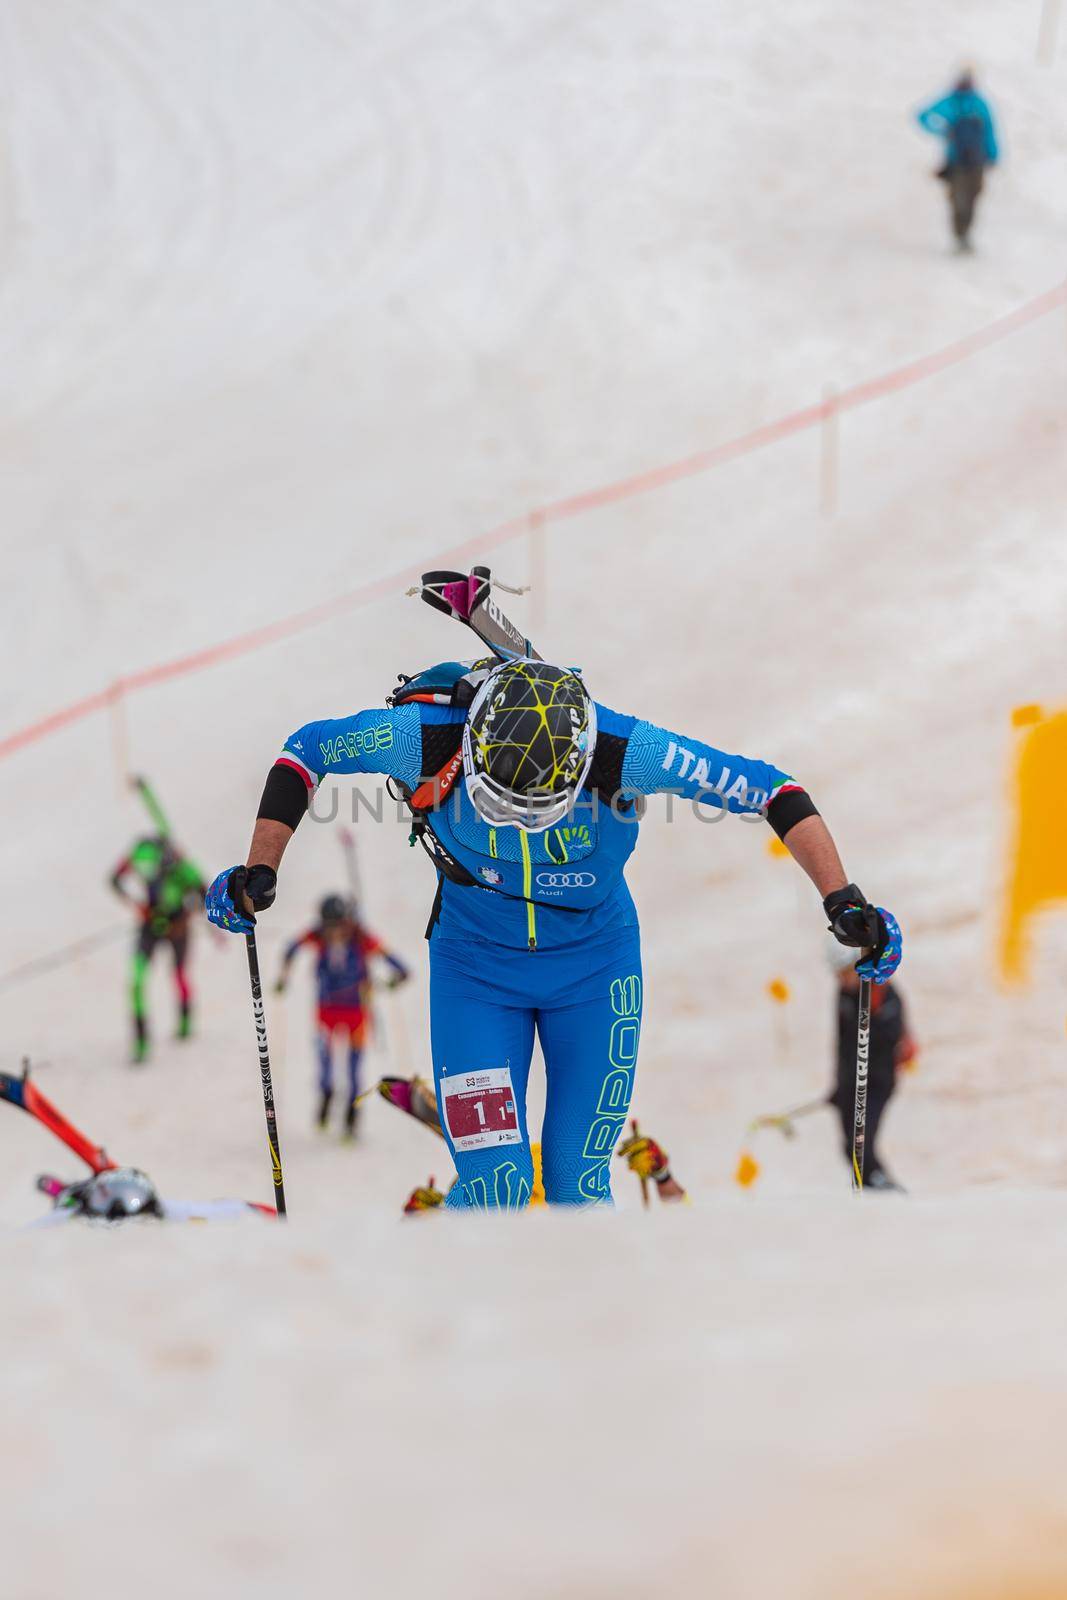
[388,659,495,709]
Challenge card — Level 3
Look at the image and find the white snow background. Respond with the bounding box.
[2,2,1067,1596]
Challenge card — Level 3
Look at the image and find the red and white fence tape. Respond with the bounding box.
[3,276,1065,768]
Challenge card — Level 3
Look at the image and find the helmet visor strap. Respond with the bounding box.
[464,770,581,832]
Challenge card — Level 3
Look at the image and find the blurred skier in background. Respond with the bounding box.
[110,833,206,1063]
[276,894,409,1135]
[828,941,916,1191]
[916,69,999,253]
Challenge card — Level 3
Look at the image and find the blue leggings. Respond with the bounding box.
[316,1016,364,1103]
[429,928,642,1210]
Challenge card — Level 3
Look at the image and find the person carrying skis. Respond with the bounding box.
[206,592,902,1211]
[110,833,206,1062]
[276,893,409,1134]
[828,941,916,1191]
[916,69,999,252]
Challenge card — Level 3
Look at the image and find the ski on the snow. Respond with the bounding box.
[0,1061,115,1174]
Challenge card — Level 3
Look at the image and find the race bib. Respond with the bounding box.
[439,1065,521,1152]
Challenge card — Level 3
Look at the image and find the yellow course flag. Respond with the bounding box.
[734,1150,760,1187]
[1001,709,1067,983]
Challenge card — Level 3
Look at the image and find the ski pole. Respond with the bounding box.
[631,1117,650,1209]
[339,824,388,1058]
[244,931,287,1218]
[851,974,872,1193]
[338,825,363,906]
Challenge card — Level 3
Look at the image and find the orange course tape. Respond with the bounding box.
[2,277,1065,768]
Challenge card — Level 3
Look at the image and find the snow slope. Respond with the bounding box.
[2,1,1067,1595]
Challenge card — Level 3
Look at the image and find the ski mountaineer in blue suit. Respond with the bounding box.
[207,653,902,1209]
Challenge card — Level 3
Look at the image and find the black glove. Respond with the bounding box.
[228,864,278,920]
[823,884,883,953]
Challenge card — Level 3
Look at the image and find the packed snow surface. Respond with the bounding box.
[2,1,1067,1595]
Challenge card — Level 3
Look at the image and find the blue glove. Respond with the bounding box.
[205,865,277,934]
[824,885,902,985]
[857,908,902,984]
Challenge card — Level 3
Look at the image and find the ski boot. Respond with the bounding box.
[865,1168,906,1194]
[316,1088,333,1130]
[176,1001,193,1041]
[132,1017,150,1066]
[343,1099,360,1140]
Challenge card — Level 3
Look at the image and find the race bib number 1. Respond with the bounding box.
[440,1066,521,1152]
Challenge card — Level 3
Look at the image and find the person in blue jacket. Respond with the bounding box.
[207,655,902,1209]
[916,70,999,251]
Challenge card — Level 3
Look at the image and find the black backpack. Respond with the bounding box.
[954,112,986,169]
[385,659,494,888]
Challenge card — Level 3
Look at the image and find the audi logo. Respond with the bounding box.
[535,871,596,889]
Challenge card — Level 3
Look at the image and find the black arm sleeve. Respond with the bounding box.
[765,786,820,841]
[257,765,311,832]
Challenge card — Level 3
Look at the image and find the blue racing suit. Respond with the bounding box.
[257,675,816,1208]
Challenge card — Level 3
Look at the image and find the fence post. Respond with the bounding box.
[820,384,839,518]
[528,510,546,631]
[108,680,129,796]
[1038,0,1062,62]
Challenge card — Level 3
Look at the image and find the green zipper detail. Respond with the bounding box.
[519,830,537,950]
[489,828,498,859]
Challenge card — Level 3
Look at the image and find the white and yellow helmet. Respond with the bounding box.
[462,659,597,832]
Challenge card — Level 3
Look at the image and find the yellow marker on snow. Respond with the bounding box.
[766,977,791,1005]
[766,836,790,859]
[1011,703,1044,728]
[734,1150,760,1187]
